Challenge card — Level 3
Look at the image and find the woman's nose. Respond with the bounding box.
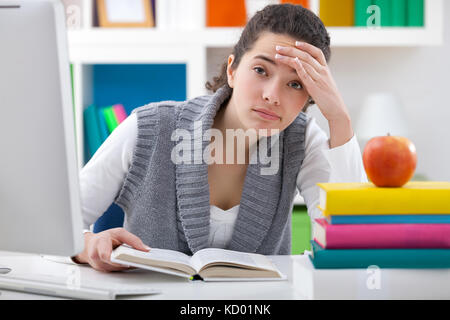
[262,82,281,106]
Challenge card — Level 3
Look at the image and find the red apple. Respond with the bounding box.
[363,135,417,187]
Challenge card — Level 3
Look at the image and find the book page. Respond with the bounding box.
[138,248,192,266]
[111,245,194,274]
[190,248,278,274]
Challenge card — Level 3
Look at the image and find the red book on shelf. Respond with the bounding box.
[112,104,127,124]
[314,218,450,249]
[206,0,247,27]
[281,0,309,9]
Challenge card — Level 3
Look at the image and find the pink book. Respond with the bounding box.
[314,218,450,249]
[113,104,127,123]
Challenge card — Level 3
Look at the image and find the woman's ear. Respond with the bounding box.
[226,54,236,88]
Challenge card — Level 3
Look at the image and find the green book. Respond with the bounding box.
[407,0,424,27]
[354,0,373,27]
[83,104,103,159]
[102,106,119,134]
[291,206,311,254]
[373,0,391,26]
[391,0,407,26]
[309,240,450,269]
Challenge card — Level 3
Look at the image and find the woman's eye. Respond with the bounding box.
[289,81,303,90]
[253,67,266,75]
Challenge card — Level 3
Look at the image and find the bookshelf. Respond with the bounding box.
[67,0,443,207]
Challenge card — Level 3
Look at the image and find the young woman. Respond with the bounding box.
[73,4,367,272]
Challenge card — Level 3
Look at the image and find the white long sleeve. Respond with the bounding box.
[80,113,368,231]
[296,116,368,223]
[79,113,138,229]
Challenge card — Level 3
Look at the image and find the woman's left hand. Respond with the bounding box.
[275,42,354,148]
[274,41,349,122]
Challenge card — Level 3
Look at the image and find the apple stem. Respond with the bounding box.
[387,133,391,136]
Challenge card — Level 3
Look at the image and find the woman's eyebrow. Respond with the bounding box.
[253,54,297,74]
[253,54,277,65]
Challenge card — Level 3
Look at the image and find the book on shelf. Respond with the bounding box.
[309,240,450,269]
[353,0,423,28]
[314,218,450,249]
[84,103,128,160]
[206,0,247,27]
[317,181,450,216]
[97,106,109,142]
[327,214,450,225]
[319,0,354,26]
[391,0,407,26]
[281,0,309,9]
[354,0,373,27]
[407,0,424,26]
[83,104,103,159]
[102,106,119,133]
[112,104,127,124]
[110,245,287,281]
[373,0,391,26]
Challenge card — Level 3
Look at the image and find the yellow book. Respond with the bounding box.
[317,181,450,216]
[319,0,354,27]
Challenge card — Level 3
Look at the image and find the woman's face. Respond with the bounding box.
[227,32,310,136]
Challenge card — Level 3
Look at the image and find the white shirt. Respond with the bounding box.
[79,112,368,248]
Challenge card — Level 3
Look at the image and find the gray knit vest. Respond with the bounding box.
[115,86,307,255]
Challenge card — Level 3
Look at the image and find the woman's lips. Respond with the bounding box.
[253,108,280,121]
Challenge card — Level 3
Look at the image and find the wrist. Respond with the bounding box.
[328,114,353,149]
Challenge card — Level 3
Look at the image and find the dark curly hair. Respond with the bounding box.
[205,3,331,111]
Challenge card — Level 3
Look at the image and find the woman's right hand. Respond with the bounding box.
[72,227,150,272]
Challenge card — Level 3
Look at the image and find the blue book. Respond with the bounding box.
[328,215,450,225]
[97,106,109,142]
[309,241,450,269]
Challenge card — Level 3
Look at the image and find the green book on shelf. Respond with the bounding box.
[373,0,391,26]
[309,240,450,269]
[407,0,424,27]
[391,0,407,26]
[97,105,109,142]
[102,106,119,134]
[83,104,103,159]
[354,0,373,27]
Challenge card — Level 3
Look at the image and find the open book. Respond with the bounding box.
[110,245,286,282]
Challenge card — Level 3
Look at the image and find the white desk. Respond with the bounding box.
[0,252,449,300]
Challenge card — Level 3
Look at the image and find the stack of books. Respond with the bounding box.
[83,103,128,161]
[309,181,450,269]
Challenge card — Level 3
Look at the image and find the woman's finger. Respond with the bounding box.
[295,41,327,67]
[95,236,128,269]
[275,45,323,71]
[110,228,151,252]
[275,53,319,83]
[296,57,321,82]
